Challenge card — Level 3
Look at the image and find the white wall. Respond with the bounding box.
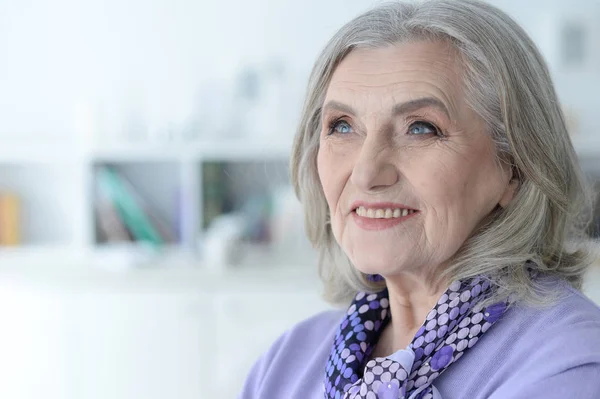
[0,0,372,145]
[1,0,597,147]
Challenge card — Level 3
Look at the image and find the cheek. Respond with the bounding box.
[461,154,508,211]
[410,156,483,233]
[317,148,342,213]
[410,157,464,209]
[416,154,504,229]
[317,144,356,223]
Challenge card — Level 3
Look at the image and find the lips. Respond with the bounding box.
[350,201,419,231]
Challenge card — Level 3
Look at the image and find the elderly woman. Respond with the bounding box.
[239,0,600,398]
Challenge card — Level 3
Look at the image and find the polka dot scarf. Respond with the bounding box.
[324,277,507,399]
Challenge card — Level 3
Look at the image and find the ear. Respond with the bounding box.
[499,168,519,208]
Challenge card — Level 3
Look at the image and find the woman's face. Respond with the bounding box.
[317,41,516,279]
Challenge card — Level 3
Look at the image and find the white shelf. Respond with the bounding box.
[88,139,293,162]
[0,243,185,272]
[0,143,82,164]
[0,139,293,164]
[0,244,320,294]
[0,245,87,266]
[0,240,318,279]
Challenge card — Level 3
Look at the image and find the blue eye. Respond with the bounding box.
[328,120,353,135]
[408,121,438,135]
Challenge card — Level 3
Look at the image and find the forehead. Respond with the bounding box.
[325,41,464,111]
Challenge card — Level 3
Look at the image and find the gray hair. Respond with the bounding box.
[290,0,593,307]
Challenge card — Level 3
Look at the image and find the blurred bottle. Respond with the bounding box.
[269,185,312,258]
[0,192,20,246]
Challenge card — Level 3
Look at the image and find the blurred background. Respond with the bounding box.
[0,0,599,398]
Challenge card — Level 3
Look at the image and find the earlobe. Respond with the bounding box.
[499,178,519,208]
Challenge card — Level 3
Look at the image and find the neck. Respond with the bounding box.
[372,272,448,358]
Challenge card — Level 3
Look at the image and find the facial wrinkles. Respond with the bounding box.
[391,217,431,272]
[318,41,512,287]
[318,144,343,225]
[336,52,460,110]
[429,145,500,253]
[404,145,461,262]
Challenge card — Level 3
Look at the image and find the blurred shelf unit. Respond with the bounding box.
[2,134,597,268]
[0,140,308,267]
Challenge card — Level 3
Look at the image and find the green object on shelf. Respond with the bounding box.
[202,161,227,229]
[96,166,164,248]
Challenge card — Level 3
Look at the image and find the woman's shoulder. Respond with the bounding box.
[498,278,600,356]
[523,279,600,332]
[263,308,345,363]
[435,280,600,398]
[286,308,346,339]
[492,282,600,396]
[238,309,345,399]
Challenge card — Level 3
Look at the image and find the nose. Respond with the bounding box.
[350,136,399,193]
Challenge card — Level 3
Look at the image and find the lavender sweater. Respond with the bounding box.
[239,279,600,398]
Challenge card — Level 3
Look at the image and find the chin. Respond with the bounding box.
[349,251,411,278]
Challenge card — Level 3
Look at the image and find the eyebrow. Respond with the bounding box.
[322,97,451,119]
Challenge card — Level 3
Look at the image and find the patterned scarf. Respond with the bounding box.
[324,276,507,399]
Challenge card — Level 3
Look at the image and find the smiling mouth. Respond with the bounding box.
[354,206,418,219]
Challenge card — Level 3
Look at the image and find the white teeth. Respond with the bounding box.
[355,206,415,219]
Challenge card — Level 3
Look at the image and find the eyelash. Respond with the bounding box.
[327,118,351,136]
[326,117,443,137]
